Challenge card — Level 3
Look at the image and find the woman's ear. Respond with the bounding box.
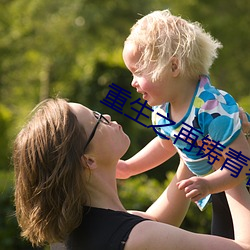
[82,155,97,169]
[170,57,180,77]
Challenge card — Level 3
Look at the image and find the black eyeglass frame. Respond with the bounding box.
[83,111,109,151]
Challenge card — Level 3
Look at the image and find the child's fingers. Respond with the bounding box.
[176,179,194,190]
[185,189,200,201]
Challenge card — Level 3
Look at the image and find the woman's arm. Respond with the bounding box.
[225,183,250,244]
[125,184,250,250]
[116,137,177,179]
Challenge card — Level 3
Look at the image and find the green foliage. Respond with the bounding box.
[0,0,248,248]
[1,0,249,166]
[119,174,164,210]
[183,201,212,234]
[0,104,13,170]
[239,95,250,113]
[184,0,250,100]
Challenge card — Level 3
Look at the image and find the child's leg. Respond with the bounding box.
[211,192,234,239]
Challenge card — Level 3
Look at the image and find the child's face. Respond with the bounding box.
[123,43,172,106]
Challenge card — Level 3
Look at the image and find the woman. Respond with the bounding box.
[14,98,250,249]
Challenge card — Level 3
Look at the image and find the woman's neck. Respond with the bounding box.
[84,165,126,212]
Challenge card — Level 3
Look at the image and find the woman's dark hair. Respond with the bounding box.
[13,98,88,246]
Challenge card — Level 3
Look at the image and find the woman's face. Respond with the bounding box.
[68,103,130,161]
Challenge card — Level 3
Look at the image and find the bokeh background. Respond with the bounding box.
[0,0,249,249]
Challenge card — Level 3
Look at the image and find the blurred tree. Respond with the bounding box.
[0,0,249,248]
[1,0,249,148]
[0,104,12,170]
[184,0,250,100]
[239,95,250,112]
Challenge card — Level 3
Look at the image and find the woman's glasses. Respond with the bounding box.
[84,111,110,151]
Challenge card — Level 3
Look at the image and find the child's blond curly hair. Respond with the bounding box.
[125,10,222,81]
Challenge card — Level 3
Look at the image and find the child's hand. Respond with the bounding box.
[177,176,211,202]
[116,160,131,179]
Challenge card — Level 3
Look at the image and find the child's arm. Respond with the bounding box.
[116,136,177,179]
[177,131,250,201]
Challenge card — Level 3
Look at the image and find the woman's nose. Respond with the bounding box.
[103,114,111,122]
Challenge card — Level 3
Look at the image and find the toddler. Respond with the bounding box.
[118,9,250,238]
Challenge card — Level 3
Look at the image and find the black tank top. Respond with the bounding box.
[66,206,148,250]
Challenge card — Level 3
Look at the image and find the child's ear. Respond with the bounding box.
[171,57,180,77]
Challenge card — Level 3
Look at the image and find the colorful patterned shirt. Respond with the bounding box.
[152,75,241,176]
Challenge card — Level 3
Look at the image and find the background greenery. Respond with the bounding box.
[0,0,249,249]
